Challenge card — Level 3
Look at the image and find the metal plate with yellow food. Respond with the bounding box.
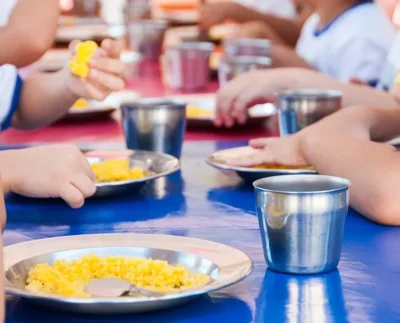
[169,94,276,128]
[207,146,316,181]
[85,149,180,197]
[5,233,252,314]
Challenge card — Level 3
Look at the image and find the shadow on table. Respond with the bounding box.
[255,269,348,323]
[7,294,252,323]
[5,172,187,226]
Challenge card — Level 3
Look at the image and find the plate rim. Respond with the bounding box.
[206,156,317,175]
[4,233,253,305]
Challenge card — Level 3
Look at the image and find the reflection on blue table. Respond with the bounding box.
[3,141,400,323]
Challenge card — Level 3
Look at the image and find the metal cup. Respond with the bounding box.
[163,42,214,91]
[277,89,342,136]
[223,38,271,57]
[121,98,186,158]
[126,20,168,61]
[218,56,271,86]
[254,175,350,274]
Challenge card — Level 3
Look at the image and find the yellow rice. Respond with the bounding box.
[26,254,211,297]
[90,159,150,183]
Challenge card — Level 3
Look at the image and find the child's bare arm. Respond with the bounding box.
[0,0,59,67]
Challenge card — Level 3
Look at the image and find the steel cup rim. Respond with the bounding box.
[223,38,271,48]
[253,174,351,195]
[221,55,271,66]
[121,98,187,110]
[278,89,343,101]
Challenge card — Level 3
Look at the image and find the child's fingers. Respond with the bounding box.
[101,39,122,59]
[89,69,125,91]
[68,40,81,54]
[58,183,85,209]
[90,57,125,76]
[227,149,273,167]
[70,174,97,198]
[249,138,276,148]
[82,79,110,101]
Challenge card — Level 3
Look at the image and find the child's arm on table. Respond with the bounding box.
[215,68,400,127]
[227,106,400,226]
[199,2,308,47]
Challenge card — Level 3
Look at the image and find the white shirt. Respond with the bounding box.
[0,0,17,26]
[0,65,21,130]
[377,32,400,90]
[237,0,296,18]
[296,2,395,83]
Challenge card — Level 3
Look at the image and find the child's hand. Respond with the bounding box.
[215,69,286,127]
[68,39,125,101]
[226,135,308,167]
[0,145,96,208]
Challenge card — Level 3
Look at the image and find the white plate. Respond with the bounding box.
[64,91,140,121]
[4,233,252,314]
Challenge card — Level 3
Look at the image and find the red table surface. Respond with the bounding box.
[0,63,275,146]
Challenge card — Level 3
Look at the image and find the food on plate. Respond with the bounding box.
[186,105,213,118]
[72,98,89,109]
[212,147,314,170]
[26,254,212,297]
[69,40,98,77]
[90,159,150,182]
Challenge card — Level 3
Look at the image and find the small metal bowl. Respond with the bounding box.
[254,175,350,274]
[223,38,271,57]
[277,89,342,136]
[88,150,180,197]
[218,55,271,85]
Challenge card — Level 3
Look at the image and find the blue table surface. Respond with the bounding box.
[3,140,400,323]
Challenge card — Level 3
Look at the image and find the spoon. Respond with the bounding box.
[85,278,165,298]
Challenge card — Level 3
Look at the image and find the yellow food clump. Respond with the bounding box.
[186,105,213,118]
[69,40,98,78]
[26,254,211,297]
[91,159,149,182]
[72,98,89,109]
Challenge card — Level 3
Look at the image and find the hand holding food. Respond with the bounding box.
[0,145,96,208]
[215,70,281,127]
[67,39,125,101]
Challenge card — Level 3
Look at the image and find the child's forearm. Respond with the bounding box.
[12,68,78,129]
[0,0,59,67]
[283,68,400,109]
[300,127,400,225]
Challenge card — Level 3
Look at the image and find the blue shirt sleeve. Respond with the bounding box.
[0,73,22,131]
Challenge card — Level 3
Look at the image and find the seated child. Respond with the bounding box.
[0,39,125,208]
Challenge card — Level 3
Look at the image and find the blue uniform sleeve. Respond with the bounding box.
[0,64,22,131]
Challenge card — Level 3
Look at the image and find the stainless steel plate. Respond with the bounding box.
[4,233,253,314]
[86,149,180,197]
[207,148,316,181]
